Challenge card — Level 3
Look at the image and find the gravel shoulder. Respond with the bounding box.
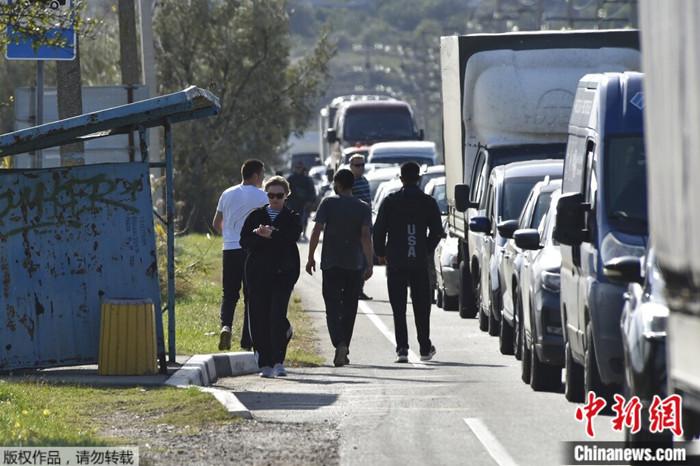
[99,412,339,466]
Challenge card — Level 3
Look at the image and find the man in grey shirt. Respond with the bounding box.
[306,169,373,367]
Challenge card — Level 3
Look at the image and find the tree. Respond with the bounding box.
[0,0,94,52]
[155,0,334,232]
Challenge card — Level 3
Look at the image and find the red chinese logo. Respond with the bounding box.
[575,391,607,438]
[611,394,642,434]
[575,393,684,438]
[649,394,683,437]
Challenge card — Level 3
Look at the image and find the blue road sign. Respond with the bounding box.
[5,0,76,61]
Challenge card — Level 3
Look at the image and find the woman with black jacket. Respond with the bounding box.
[240,176,302,378]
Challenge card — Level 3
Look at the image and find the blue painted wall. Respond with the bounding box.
[0,162,163,370]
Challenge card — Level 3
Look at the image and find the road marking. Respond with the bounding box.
[463,418,518,466]
[358,301,424,367]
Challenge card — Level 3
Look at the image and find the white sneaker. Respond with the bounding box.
[273,363,287,377]
[395,350,409,363]
[260,366,274,378]
[218,326,232,351]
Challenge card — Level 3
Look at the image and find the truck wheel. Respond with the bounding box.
[499,314,514,355]
[530,333,562,392]
[564,341,584,402]
[584,322,613,404]
[443,293,459,311]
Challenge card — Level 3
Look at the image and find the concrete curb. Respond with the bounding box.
[165,352,258,419]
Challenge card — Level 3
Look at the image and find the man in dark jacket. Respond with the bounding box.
[373,162,445,362]
[287,161,316,241]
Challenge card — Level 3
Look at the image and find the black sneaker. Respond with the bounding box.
[395,349,409,363]
[334,345,349,367]
[420,345,436,361]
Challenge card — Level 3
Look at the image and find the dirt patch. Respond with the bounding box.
[99,411,339,466]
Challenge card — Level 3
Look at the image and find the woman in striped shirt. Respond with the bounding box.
[240,176,302,378]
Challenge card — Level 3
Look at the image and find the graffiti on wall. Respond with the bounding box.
[0,163,162,371]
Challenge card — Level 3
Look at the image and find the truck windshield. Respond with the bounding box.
[501,178,541,221]
[605,136,648,234]
[343,108,415,142]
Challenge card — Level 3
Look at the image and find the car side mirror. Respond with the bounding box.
[514,229,542,250]
[326,128,337,143]
[497,219,519,239]
[454,184,470,212]
[553,193,588,246]
[603,256,643,284]
[469,215,492,234]
[418,129,425,140]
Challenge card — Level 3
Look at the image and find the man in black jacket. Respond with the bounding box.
[373,162,445,362]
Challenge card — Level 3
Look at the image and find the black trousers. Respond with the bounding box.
[387,265,432,355]
[322,268,363,349]
[247,269,296,368]
[220,249,252,348]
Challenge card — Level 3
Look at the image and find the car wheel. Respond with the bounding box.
[499,313,514,355]
[514,293,523,361]
[443,293,459,311]
[521,330,531,384]
[584,322,615,405]
[530,331,562,392]
[564,340,585,403]
[488,300,499,336]
[623,377,673,450]
[436,288,443,308]
[475,275,488,331]
[459,261,478,319]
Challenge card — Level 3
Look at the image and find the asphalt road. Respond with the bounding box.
[218,243,625,466]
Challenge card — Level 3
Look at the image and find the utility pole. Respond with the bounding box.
[119,0,141,162]
[56,38,85,166]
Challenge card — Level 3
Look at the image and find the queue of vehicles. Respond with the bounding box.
[434,26,696,445]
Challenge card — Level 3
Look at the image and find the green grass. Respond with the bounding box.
[164,234,322,366]
[0,382,231,446]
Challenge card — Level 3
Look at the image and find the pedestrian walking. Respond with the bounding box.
[212,159,268,351]
[373,162,445,363]
[349,154,373,301]
[306,168,374,367]
[287,161,316,241]
[240,176,301,378]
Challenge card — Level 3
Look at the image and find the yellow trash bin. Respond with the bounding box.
[98,298,157,375]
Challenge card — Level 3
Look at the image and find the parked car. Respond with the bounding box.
[419,164,445,191]
[425,176,448,304]
[372,177,403,225]
[498,178,561,357]
[516,188,565,391]
[435,219,460,311]
[469,159,563,336]
[366,166,401,202]
[555,72,647,404]
[603,250,671,446]
[368,141,437,166]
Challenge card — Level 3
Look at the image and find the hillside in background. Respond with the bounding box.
[288,0,638,147]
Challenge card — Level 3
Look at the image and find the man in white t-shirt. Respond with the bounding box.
[213,159,268,351]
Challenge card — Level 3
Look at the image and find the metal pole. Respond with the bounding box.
[35,61,44,168]
[164,120,176,363]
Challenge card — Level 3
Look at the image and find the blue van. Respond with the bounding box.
[554,72,647,403]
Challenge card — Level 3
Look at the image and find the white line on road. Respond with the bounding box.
[358,301,424,367]
[463,418,518,466]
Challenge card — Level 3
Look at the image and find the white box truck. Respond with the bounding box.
[440,30,640,317]
[640,0,700,438]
